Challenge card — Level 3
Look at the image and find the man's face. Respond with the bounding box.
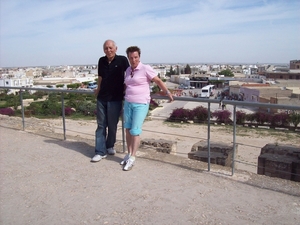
[128,51,140,69]
[103,41,117,61]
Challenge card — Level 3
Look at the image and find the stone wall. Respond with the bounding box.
[140,138,177,155]
[257,144,300,182]
[188,140,238,167]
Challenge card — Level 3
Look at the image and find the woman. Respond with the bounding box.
[121,46,174,171]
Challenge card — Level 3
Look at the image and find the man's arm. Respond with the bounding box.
[95,58,102,97]
[94,76,102,97]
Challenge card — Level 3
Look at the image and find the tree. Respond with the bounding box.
[6,94,20,110]
[151,85,160,94]
[289,111,300,128]
[219,69,234,77]
[184,64,191,74]
[167,66,176,76]
[42,70,48,77]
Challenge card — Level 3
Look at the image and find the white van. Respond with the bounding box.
[200,85,215,98]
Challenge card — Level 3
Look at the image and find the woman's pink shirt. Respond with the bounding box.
[125,62,157,104]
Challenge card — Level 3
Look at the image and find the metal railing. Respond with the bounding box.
[1,86,300,177]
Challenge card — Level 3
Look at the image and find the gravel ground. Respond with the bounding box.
[1,115,300,224]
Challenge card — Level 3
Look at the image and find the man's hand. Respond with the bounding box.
[94,88,99,97]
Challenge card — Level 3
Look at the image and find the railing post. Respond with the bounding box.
[121,113,126,153]
[207,102,211,172]
[121,101,126,153]
[231,105,237,176]
[61,93,66,140]
[20,89,25,131]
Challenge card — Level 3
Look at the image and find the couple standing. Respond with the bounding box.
[91,39,173,171]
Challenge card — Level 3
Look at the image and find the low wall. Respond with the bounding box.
[140,138,177,155]
[188,140,238,167]
[257,144,300,182]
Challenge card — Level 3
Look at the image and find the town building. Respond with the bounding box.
[290,60,300,70]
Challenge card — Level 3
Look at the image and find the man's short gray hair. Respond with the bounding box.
[103,39,116,49]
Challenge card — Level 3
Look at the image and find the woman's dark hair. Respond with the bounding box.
[126,46,141,57]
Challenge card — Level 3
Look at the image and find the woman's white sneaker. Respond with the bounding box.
[123,157,135,171]
[120,154,130,165]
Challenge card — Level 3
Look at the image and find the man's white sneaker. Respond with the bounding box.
[91,154,107,162]
[107,148,116,155]
[120,154,130,165]
[123,157,135,171]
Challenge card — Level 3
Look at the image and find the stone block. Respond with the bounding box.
[188,140,238,167]
[257,144,300,182]
[141,138,177,154]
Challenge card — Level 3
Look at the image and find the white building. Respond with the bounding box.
[152,65,167,78]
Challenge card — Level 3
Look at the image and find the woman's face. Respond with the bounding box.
[128,51,140,69]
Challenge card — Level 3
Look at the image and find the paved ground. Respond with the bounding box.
[1,120,300,224]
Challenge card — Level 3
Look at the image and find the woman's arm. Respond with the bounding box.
[152,76,173,102]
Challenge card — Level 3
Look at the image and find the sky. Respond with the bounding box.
[0,0,299,67]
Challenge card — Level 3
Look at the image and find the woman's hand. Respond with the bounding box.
[167,92,174,102]
[152,90,173,102]
[161,90,174,102]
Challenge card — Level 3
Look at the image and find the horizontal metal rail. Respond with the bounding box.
[1,86,300,176]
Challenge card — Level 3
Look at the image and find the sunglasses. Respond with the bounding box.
[130,69,134,78]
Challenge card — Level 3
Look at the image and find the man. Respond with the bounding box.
[91,40,129,162]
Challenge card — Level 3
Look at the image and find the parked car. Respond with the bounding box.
[87,81,97,89]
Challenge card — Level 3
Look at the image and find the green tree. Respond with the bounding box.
[151,85,160,94]
[184,64,191,74]
[38,94,62,116]
[66,93,86,109]
[167,66,176,76]
[42,70,48,77]
[6,94,20,110]
[67,83,81,89]
[289,111,300,128]
[219,69,234,77]
[77,102,96,116]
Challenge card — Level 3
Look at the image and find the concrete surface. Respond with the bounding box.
[1,121,300,225]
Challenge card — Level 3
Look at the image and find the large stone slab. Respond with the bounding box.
[257,144,300,182]
[188,140,238,167]
[140,138,177,155]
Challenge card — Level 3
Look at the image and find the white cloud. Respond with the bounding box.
[0,0,299,67]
